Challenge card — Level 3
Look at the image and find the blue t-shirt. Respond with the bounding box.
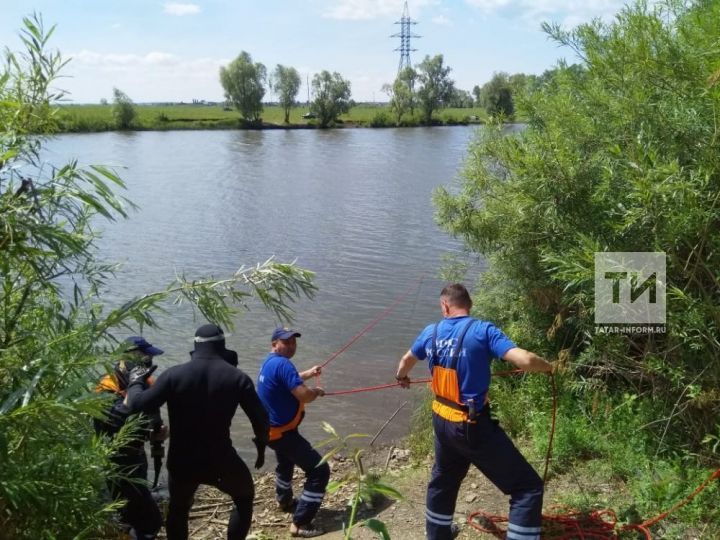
[257,352,305,427]
[410,316,516,406]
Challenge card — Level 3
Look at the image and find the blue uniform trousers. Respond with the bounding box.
[426,410,543,540]
[268,429,330,526]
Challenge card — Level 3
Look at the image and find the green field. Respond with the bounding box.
[56,103,490,132]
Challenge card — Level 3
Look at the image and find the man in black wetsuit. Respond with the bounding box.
[127,324,269,540]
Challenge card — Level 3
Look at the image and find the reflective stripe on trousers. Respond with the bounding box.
[269,428,330,526]
[426,411,544,540]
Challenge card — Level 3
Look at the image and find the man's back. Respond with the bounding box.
[128,351,268,473]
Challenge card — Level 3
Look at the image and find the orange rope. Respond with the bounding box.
[466,373,720,539]
[626,467,720,531]
[323,369,524,396]
[319,273,425,369]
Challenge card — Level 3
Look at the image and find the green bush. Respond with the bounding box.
[433,0,720,531]
[112,89,136,129]
[436,0,720,457]
[398,114,421,127]
[369,110,392,127]
[0,15,316,538]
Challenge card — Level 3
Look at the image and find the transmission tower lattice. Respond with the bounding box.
[391,1,420,74]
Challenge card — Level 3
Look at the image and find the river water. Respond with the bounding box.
[44,126,486,462]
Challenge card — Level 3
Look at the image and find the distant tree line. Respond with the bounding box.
[470,68,581,119]
[382,54,582,125]
[101,55,580,131]
[219,51,352,128]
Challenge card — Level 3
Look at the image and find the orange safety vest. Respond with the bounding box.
[431,318,479,423]
[268,402,305,442]
[96,374,124,396]
[95,373,155,397]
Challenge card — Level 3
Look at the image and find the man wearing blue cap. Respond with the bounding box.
[95,336,167,540]
[257,327,328,538]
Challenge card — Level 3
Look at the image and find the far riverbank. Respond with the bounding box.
[56,103,499,133]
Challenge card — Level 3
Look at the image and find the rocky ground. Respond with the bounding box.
[152,444,567,540]
[144,440,715,540]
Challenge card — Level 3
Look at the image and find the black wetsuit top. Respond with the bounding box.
[127,343,269,474]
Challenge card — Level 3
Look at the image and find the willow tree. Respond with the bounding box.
[415,54,454,124]
[434,3,720,526]
[382,66,417,125]
[220,51,267,124]
[0,16,315,538]
[271,64,301,123]
[310,70,352,128]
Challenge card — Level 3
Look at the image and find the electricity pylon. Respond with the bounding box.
[391,1,420,74]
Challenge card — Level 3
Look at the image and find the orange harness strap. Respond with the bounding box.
[431,319,478,423]
[96,374,125,396]
[269,402,305,442]
[95,373,155,397]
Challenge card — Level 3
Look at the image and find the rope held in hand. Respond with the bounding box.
[323,369,525,396]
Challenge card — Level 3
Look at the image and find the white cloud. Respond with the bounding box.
[464,0,512,12]
[145,52,179,65]
[65,50,230,102]
[70,50,182,69]
[431,15,452,26]
[323,0,436,21]
[163,3,201,16]
[464,0,626,26]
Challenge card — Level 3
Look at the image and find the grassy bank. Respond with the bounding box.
[407,383,719,539]
[55,103,490,132]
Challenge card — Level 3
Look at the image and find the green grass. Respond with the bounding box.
[55,103,491,132]
[406,377,720,539]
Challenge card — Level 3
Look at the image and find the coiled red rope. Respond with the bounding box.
[468,467,720,539]
[464,371,719,539]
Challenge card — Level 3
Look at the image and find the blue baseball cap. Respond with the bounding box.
[124,336,164,356]
[271,327,301,341]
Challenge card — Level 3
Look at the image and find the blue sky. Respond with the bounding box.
[0,1,629,103]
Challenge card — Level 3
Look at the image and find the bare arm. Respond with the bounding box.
[395,350,419,388]
[503,347,552,373]
[299,365,322,381]
[291,383,324,403]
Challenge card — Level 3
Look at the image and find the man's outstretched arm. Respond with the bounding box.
[503,348,553,373]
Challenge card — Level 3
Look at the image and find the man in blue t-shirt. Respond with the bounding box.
[395,283,555,540]
[257,327,328,538]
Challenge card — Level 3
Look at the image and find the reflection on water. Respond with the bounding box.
[44,126,486,461]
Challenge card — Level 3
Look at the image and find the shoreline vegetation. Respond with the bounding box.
[5,0,720,536]
[55,103,495,133]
